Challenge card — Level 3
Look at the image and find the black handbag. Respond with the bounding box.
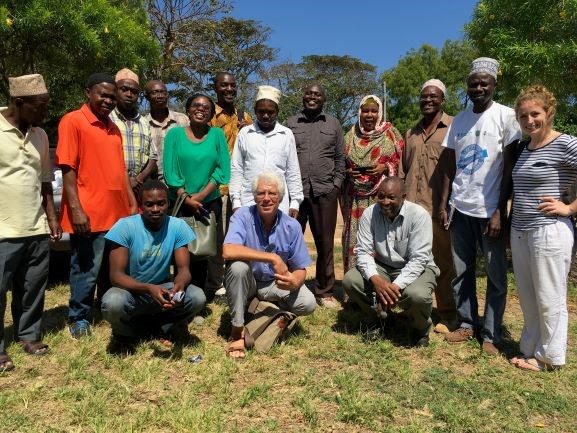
[171,193,217,259]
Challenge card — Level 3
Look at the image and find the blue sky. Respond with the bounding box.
[232,0,479,74]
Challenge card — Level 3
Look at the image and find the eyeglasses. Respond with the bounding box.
[189,102,212,112]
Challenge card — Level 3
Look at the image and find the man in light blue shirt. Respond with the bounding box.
[223,171,316,359]
[343,177,438,347]
[100,180,206,349]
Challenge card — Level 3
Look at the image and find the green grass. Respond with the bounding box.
[1,275,576,432]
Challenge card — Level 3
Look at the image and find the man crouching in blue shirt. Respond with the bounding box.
[101,179,206,350]
[223,171,317,360]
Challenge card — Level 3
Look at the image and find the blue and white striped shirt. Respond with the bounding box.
[512,133,577,230]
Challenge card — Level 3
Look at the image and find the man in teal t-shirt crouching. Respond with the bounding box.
[101,179,206,349]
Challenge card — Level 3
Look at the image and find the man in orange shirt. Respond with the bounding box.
[56,73,137,339]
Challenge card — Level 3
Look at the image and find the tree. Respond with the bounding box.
[147,1,276,108]
[381,40,477,134]
[465,0,577,134]
[263,55,379,127]
[146,0,230,86]
[183,17,277,105]
[0,0,159,120]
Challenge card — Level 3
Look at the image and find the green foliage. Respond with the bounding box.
[466,0,577,135]
[147,1,275,110]
[381,40,478,134]
[189,17,277,108]
[466,0,577,101]
[263,55,379,126]
[0,0,159,119]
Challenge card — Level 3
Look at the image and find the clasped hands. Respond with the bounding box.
[148,284,184,310]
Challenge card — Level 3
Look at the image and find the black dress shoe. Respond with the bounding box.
[412,334,430,348]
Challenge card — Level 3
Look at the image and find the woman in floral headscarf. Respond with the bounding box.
[340,95,404,272]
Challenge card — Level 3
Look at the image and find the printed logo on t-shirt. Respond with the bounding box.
[457,143,488,175]
[141,245,162,257]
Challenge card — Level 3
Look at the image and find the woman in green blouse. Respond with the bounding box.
[164,93,230,295]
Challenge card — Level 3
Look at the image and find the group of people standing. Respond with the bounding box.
[1,55,575,372]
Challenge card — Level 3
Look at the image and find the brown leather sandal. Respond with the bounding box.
[0,352,15,372]
[19,341,49,355]
[226,338,246,360]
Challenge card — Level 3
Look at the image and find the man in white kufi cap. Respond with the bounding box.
[439,57,521,355]
[0,73,62,371]
[229,85,303,217]
[400,78,457,335]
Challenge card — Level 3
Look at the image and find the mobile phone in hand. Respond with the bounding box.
[172,291,185,303]
[355,166,373,174]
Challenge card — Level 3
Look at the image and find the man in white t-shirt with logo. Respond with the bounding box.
[439,57,521,355]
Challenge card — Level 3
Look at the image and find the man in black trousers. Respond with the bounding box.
[286,85,345,308]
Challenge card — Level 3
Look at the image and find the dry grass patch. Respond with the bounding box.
[1,260,577,432]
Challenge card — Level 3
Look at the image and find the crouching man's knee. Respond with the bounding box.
[100,287,132,322]
[226,260,251,280]
[291,286,317,316]
[342,267,368,305]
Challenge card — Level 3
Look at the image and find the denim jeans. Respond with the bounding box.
[68,232,107,322]
[100,282,206,338]
[450,210,508,343]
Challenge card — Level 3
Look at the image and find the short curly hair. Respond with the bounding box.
[515,85,557,119]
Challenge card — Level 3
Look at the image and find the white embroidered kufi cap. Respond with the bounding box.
[421,78,446,95]
[469,57,499,79]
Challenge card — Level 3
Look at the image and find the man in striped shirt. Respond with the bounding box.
[144,80,188,180]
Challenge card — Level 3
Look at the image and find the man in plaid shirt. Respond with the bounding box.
[110,68,158,195]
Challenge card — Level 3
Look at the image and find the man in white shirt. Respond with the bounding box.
[439,57,521,355]
[343,177,438,347]
[229,85,303,217]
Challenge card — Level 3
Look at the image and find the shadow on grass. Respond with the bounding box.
[42,304,69,334]
[333,304,416,347]
[105,328,202,359]
[333,302,521,353]
[217,309,232,339]
[492,324,520,358]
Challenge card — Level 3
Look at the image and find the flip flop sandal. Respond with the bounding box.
[0,353,15,372]
[511,357,559,372]
[19,341,49,355]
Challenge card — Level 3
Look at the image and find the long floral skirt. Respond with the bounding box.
[339,191,377,273]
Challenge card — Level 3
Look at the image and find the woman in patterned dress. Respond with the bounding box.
[340,95,403,272]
